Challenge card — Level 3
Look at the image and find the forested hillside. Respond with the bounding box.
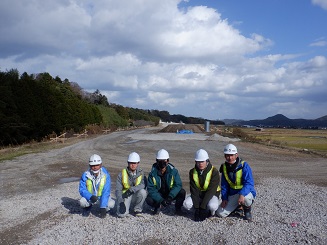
[0,69,159,146]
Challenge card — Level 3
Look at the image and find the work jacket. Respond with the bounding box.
[220,157,256,201]
[147,163,182,204]
[189,162,220,209]
[79,167,111,208]
[115,166,145,204]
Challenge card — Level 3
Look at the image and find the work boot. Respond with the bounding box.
[82,206,92,217]
[151,207,160,215]
[175,208,185,216]
[243,205,252,222]
[234,205,244,216]
[134,210,143,217]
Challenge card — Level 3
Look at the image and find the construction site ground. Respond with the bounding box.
[0,124,326,244]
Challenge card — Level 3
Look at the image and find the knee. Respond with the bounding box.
[208,202,219,212]
[244,197,254,207]
[108,198,115,209]
[79,197,90,208]
[183,196,193,210]
[145,195,154,206]
[138,188,147,198]
[176,188,186,200]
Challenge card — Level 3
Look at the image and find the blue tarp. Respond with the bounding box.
[176,129,194,134]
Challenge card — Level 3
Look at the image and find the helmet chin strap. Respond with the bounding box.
[91,169,100,174]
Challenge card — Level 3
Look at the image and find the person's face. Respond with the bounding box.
[90,164,101,173]
[225,154,238,164]
[196,160,207,170]
[128,162,139,171]
[157,159,168,170]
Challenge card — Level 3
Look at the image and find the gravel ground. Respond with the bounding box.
[0,127,326,245]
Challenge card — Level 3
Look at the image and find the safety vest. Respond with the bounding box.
[222,161,245,189]
[152,175,174,189]
[86,175,106,197]
[193,166,221,192]
[122,168,142,193]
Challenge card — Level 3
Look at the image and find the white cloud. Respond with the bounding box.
[310,40,327,47]
[0,0,326,120]
[312,0,327,10]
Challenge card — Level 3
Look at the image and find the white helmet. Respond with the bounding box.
[128,152,140,162]
[156,149,169,160]
[224,144,238,154]
[195,149,209,161]
[89,154,102,165]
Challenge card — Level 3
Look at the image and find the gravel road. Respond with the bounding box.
[0,127,326,244]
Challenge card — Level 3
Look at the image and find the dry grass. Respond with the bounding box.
[0,137,95,161]
[223,127,327,157]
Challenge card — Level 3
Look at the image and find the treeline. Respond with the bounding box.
[0,69,159,146]
[0,69,223,147]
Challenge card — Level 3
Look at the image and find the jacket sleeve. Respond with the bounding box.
[189,168,201,209]
[130,168,146,193]
[239,162,255,197]
[79,172,92,201]
[220,165,230,201]
[147,171,164,203]
[200,167,220,209]
[99,171,111,208]
[168,168,182,199]
[115,172,124,204]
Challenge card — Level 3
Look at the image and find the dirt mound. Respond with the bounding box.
[159,124,204,133]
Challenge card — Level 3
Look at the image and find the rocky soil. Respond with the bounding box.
[0,126,326,244]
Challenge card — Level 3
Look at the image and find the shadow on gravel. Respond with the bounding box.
[61,197,113,218]
[0,210,64,245]
[61,197,82,215]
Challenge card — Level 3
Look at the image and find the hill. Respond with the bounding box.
[225,114,327,128]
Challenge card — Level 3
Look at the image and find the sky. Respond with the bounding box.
[1,0,327,121]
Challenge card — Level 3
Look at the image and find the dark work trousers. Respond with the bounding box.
[146,188,186,210]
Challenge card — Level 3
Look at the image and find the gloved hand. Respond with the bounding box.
[166,196,173,204]
[194,208,200,222]
[199,208,208,221]
[90,195,98,204]
[122,189,133,199]
[161,199,170,207]
[99,208,106,218]
[119,202,126,214]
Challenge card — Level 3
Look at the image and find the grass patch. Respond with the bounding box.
[0,137,90,161]
[227,127,327,156]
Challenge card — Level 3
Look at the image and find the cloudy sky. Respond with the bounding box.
[1,0,327,120]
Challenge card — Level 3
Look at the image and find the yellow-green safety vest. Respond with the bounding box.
[122,168,142,193]
[222,161,245,189]
[152,175,174,189]
[193,166,221,192]
[86,176,106,197]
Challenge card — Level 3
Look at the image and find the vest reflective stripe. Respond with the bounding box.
[223,161,244,190]
[152,176,174,189]
[170,176,174,188]
[122,169,142,193]
[193,166,221,192]
[86,176,106,196]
